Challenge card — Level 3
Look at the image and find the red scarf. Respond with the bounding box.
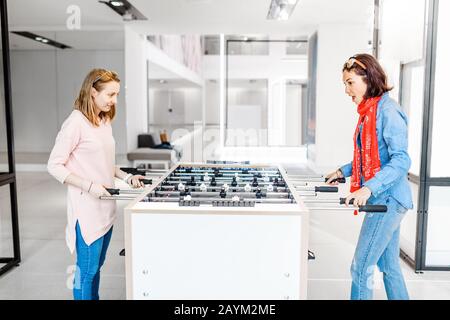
[350,96,382,193]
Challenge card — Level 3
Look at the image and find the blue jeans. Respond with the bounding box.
[73,221,113,300]
[350,196,409,300]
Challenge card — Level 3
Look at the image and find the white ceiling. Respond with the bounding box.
[128,0,374,36]
[9,30,124,50]
[8,0,124,29]
[6,0,374,49]
[8,0,124,50]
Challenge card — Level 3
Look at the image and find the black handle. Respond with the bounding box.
[339,197,354,205]
[326,177,346,183]
[139,178,152,185]
[120,167,145,175]
[105,188,120,195]
[359,205,388,213]
[315,186,338,193]
[339,198,387,212]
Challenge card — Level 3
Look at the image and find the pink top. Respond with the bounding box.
[47,110,116,254]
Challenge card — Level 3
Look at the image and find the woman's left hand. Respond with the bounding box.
[345,186,372,207]
[128,175,146,188]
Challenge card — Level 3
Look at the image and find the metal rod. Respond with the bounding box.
[167,176,282,182]
[114,189,144,194]
[298,192,317,197]
[170,173,282,179]
[100,195,137,200]
[307,207,362,211]
[287,174,324,179]
[159,185,290,192]
[293,183,309,187]
[301,197,388,212]
[146,197,295,204]
[144,173,165,177]
[153,191,292,198]
[307,207,385,213]
[295,186,338,193]
[174,167,279,173]
[302,199,342,203]
[163,180,285,187]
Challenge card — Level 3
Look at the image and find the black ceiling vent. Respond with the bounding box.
[99,0,147,21]
[11,31,71,49]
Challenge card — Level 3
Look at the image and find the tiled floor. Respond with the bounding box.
[1,169,450,300]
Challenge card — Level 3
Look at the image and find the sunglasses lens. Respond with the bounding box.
[348,59,354,68]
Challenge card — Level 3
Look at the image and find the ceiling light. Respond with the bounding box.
[278,9,289,20]
[11,31,71,49]
[267,0,299,20]
[98,0,147,21]
[159,79,167,84]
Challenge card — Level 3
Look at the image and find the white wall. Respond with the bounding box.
[6,49,127,154]
[9,51,58,153]
[149,88,202,127]
[379,0,427,101]
[124,26,148,152]
[205,81,220,125]
[285,85,302,146]
[313,23,371,172]
[228,88,268,130]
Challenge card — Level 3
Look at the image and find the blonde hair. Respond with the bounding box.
[74,68,120,126]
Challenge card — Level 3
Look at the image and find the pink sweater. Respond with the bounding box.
[47,110,116,254]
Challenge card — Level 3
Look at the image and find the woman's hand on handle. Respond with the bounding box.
[64,174,111,198]
[127,175,146,188]
[345,186,372,207]
[325,169,343,185]
[88,183,112,198]
[115,166,145,188]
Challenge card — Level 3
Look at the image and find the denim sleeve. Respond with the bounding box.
[340,161,353,177]
[363,107,411,197]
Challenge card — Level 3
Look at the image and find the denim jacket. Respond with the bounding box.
[340,93,413,210]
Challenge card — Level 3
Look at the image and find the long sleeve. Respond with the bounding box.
[363,107,411,197]
[340,161,353,177]
[47,114,81,184]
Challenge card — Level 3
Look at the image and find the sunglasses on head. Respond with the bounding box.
[345,57,367,70]
[93,74,104,85]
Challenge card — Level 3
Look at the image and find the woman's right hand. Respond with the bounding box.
[325,169,343,185]
[88,183,111,198]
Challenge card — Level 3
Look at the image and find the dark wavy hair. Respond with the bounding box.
[342,53,393,98]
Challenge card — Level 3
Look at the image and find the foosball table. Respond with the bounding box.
[104,161,387,300]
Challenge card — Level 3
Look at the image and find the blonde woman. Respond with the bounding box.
[48,69,144,300]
